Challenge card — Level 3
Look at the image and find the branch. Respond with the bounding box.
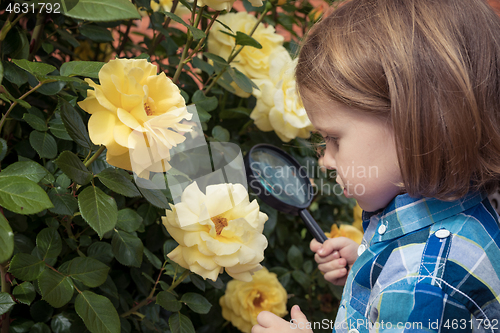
[0,81,44,134]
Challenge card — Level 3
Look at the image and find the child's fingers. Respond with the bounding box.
[310,238,322,252]
[255,311,278,328]
[290,305,313,332]
[318,258,346,273]
[314,250,339,264]
[324,267,348,285]
[315,237,351,257]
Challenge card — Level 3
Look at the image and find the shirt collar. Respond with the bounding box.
[362,191,488,244]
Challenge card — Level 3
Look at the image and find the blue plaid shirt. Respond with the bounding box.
[333,191,500,333]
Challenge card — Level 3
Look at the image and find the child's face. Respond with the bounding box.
[303,97,403,212]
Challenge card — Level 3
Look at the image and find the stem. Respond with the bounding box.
[171,3,202,83]
[84,146,106,168]
[203,7,270,95]
[116,20,133,57]
[0,81,44,134]
[120,261,173,318]
[185,11,220,62]
[1,264,11,333]
[28,13,47,61]
[148,0,180,56]
[168,270,190,292]
[64,218,76,240]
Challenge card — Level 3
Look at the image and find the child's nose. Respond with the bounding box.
[322,150,336,170]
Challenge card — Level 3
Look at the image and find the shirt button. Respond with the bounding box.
[357,244,366,256]
[378,224,387,235]
[435,229,451,238]
[348,329,360,333]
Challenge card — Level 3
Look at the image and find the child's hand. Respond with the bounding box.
[310,237,359,285]
[252,305,313,333]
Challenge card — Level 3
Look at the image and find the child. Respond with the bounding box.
[252,0,500,332]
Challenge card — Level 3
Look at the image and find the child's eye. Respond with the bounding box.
[325,136,339,145]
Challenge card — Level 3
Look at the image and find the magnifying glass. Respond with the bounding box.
[244,144,328,243]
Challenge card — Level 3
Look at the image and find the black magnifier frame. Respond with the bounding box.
[244,144,328,243]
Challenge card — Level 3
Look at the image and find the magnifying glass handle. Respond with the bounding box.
[299,209,328,243]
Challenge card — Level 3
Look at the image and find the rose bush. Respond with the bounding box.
[251,53,315,142]
[219,267,288,333]
[0,0,358,332]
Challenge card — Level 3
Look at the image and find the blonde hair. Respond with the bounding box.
[296,0,500,200]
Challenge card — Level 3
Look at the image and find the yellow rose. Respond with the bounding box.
[250,52,315,142]
[162,182,268,282]
[198,0,262,12]
[325,224,364,245]
[219,267,288,333]
[150,0,191,16]
[352,202,364,233]
[78,58,191,174]
[208,12,286,81]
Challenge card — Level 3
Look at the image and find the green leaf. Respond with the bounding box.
[36,227,62,260]
[60,61,105,79]
[0,62,3,85]
[67,257,109,288]
[64,0,140,21]
[12,59,56,76]
[30,300,54,323]
[143,247,162,270]
[168,313,195,333]
[0,292,15,315]
[0,176,53,214]
[228,67,255,94]
[48,189,78,216]
[292,270,311,291]
[180,293,212,314]
[55,151,93,185]
[96,168,141,197]
[9,253,45,281]
[51,311,85,333]
[111,230,143,267]
[0,161,53,183]
[23,113,47,132]
[235,31,263,49]
[3,61,29,86]
[191,57,214,76]
[79,25,114,43]
[287,245,303,270]
[219,107,251,119]
[38,269,74,308]
[138,186,169,209]
[78,186,118,239]
[87,242,114,264]
[189,274,204,292]
[192,90,218,112]
[37,75,84,84]
[59,97,93,149]
[0,138,7,162]
[12,282,36,305]
[29,131,57,159]
[49,120,73,141]
[75,291,120,333]
[211,126,230,142]
[162,11,205,40]
[30,322,51,333]
[116,208,143,233]
[203,53,229,68]
[156,291,181,312]
[0,213,14,263]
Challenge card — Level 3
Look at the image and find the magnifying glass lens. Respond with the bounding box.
[249,149,310,207]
